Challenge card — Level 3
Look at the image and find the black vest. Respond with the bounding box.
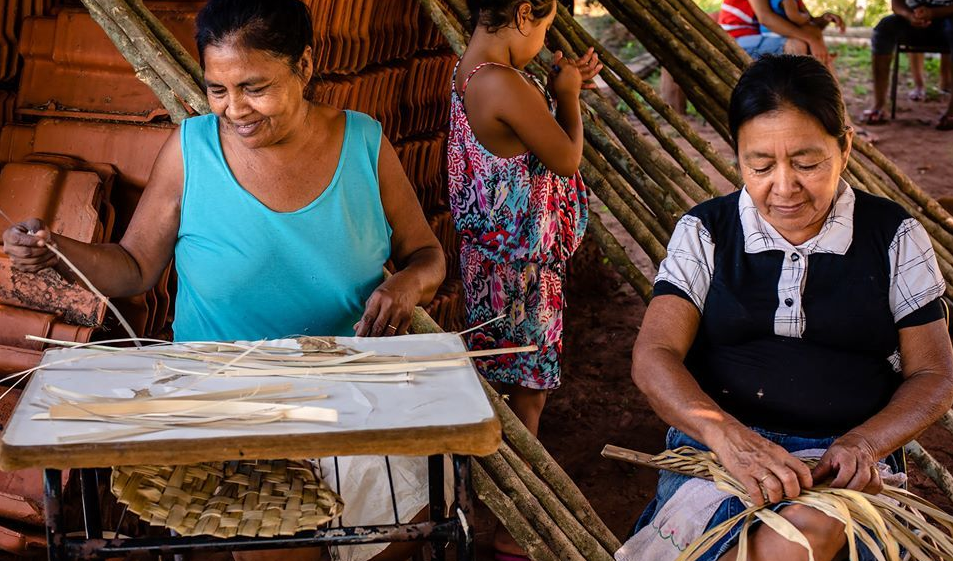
[655,190,943,436]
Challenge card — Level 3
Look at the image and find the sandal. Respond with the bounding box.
[861,108,888,125]
[936,113,953,130]
[908,87,926,102]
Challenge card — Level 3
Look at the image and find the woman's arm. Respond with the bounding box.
[633,295,814,505]
[354,134,445,337]
[813,318,953,492]
[2,130,183,297]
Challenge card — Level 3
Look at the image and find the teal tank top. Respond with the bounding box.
[172,111,392,342]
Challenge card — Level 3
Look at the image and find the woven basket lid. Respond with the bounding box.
[111,459,344,538]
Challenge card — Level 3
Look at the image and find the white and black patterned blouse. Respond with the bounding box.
[655,182,946,437]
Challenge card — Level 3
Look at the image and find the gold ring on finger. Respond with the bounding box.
[759,474,772,484]
[386,324,398,332]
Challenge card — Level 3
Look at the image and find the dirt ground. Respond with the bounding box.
[473,52,953,559]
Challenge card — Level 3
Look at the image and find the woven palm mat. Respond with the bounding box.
[111,459,344,538]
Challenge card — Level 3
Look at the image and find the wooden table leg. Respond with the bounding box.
[43,469,66,561]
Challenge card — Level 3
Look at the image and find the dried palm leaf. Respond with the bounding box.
[37,399,338,423]
[110,459,344,538]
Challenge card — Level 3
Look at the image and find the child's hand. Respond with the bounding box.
[551,50,583,98]
[822,12,845,34]
[574,47,604,90]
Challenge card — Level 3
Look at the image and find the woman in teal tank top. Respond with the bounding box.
[2,1,446,560]
[3,9,444,341]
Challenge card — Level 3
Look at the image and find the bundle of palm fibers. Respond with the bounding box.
[604,445,953,561]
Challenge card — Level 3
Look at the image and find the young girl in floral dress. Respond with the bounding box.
[447,4,598,553]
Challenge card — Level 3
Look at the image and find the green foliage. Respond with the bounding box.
[689,0,891,27]
[577,13,646,63]
[693,0,722,13]
[803,0,890,27]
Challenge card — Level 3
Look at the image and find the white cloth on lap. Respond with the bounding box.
[316,455,452,561]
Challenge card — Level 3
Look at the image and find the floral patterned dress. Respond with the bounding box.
[447,61,589,390]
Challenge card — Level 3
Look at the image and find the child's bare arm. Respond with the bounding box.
[781,0,812,25]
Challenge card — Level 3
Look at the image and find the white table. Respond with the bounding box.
[0,333,500,560]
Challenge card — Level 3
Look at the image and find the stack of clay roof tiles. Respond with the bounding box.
[306,0,463,330]
[0,0,462,553]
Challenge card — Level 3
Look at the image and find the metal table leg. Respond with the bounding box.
[43,469,66,561]
[452,455,473,561]
[79,469,103,540]
[428,455,447,561]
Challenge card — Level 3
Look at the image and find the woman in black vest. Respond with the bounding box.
[624,55,953,561]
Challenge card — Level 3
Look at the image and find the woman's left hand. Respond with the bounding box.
[354,273,421,337]
[811,432,882,494]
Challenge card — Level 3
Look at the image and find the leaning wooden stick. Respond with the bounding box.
[602,444,686,475]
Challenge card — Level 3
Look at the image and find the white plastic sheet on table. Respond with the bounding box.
[2,333,495,447]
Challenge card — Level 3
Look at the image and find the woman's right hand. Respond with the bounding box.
[2,218,58,272]
[708,422,814,506]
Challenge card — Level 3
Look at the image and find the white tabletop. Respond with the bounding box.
[0,333,501,469]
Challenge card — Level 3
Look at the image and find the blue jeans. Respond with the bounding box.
[735,34,787,58]
[633,427,904,561]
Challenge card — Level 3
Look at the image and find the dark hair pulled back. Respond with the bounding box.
[466,0,555,33]
[195,0,313,73]
[728,54,849,152]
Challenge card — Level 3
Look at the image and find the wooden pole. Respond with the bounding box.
[412,303,625,555]
[477,452,587,561]
[905,440,953,504]
[581,155,668,267]
[554,6,741,189]
[853,138,953,238]
[89,0,209,114]
[548,25,719,201]
[583,112,687,220]
[583,91,712,206]
[418,0,467,56]
[81,0,191,122]
[498,442,616,561]
[598,0,733,117]
[627,0,742,87]
[583,144,672,246]
[472,462,561,561]
[663,0,750,69]
[127,0,204,86]
[478,377,624,553]
[587,213,654,304]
